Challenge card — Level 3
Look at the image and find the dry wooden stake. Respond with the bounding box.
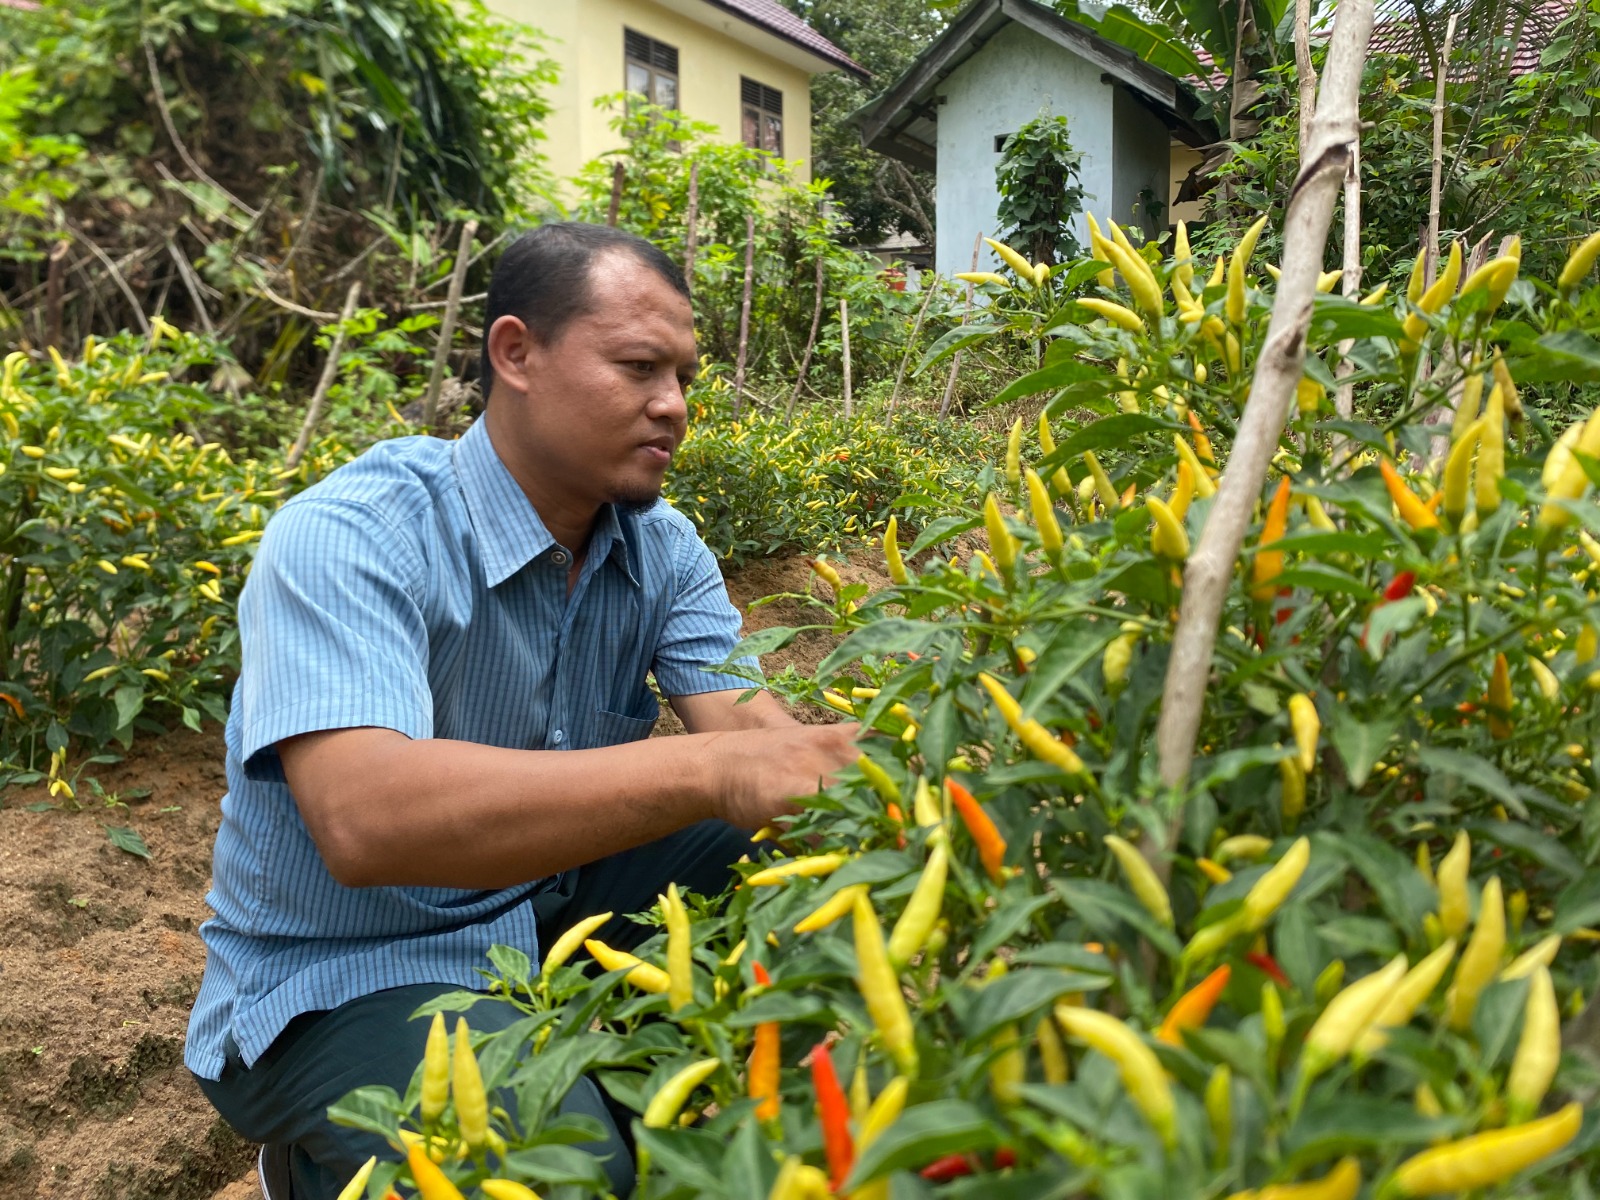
[1424,13,1458,288]
[732,212,756,418]
[788,255,825,421]
[420,218,479,428]
[287,281,363,469]
[938,232,984,419]
[887,272,939,421]
[606,162,625,227]
[683,161,700,300]
[840,298,853,419]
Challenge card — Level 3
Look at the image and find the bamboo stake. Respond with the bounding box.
[732,212,756,418]
[1154,0,1376,802]
[938,233,984,419]
[287,282,362,469]
[1332,143,1362,465]
[886,271,939,421]
[1424,14,1459,288]
[788,255,825,421]
[683,161,700,299]
[420,219,479,429]
[606,162,625,227]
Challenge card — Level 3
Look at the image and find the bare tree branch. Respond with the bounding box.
[143,42,261,222]
[287,282,362,469]
[421,219,480,428]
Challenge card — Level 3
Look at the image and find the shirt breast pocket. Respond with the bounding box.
[591,701,658,747]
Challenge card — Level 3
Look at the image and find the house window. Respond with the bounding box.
[741,78,783,154]
[624,28,679,110]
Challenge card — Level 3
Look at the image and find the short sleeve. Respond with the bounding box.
[651,528,761,696]
[233,498,434,780]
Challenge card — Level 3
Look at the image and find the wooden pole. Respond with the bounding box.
[1424,14,1459,288]
[43,240,69,350]
[938,233,984,419]
[1332,143,1362,465]
[887,271,939,421]
[839,298,853,419]
[732,212,756,418]
[1154,0,1376,801]
[420,218,479,429]
[1295,0,1318,156]
[287,282,362,469]
[606,162,625,227]
[787,255,825,421]
[683,161,700,299]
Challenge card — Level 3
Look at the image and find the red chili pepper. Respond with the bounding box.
[810,1042,854,1191]
[1246,951,1290,988]
[919,1154,979,1181]
[992,1147,1018,1169]
[753,962,771,986]
[1384,570,1417,601]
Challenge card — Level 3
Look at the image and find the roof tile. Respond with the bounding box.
[702,0,868,77]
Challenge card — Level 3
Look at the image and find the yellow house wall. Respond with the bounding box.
[497,0,815,191]
[1171,143,1207,225]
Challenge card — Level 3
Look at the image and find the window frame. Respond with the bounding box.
[739,76,783,156]
[623,27,680,112]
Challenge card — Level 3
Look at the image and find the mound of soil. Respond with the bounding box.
[0,553,887,1198]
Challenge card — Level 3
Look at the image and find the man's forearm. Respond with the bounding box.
[290,730,726,890]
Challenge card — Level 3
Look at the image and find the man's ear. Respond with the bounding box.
[486,314,536,400]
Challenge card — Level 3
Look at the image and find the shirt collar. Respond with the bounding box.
[454,418,639,589]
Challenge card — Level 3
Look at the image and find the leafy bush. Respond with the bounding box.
[0,326,353,779]
[995,114,1087,266]
[667,381,991,563]
[338,219,1600,1199]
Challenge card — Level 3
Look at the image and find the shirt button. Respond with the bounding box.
[551,550,568,566]
[552,729,564,745]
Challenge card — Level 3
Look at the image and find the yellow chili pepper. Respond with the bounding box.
[1387,1102,1582,1195]
[854,892,919,1075]
[1229,1158,1361,1200]
[1354,940,1458,1058]
[912,775,941,828]
[1441,417,1484,528]
[1580,623,1599,665]
[1458,254,1519,316]
[1528,655,1561,703]
[1085,213,1118,290]
[1196,857,1232,885]
[1147,496,1189,560]
[1502,934,1561,981]
[335,1157,377,1200]
[879,516,911,586]
[662,884,694,1013]
[1004,417,1024,488]
[1303,954,1410,1076]
[1084,451,1120,509]
[1507,965,1560,1122]
[955,271,1009,288]
[1400,241,1463,353]
[1287,694,1319,774]
[1473,381,1508,518]
[1037,1013,1070,1083]
[1487,652,1514,740]
[1215,835,1272,864]
[1445,875,1505,1030]
[1053,1005,1175,1148]
[1206,1063,1232,1158]
[795,883,870,934]
[420,1012,451,1126]
[1102,631,1137,694]
[1026,469,1063,561]
[745,854,849,886]
[1102,233,1165,318]
[1227,216,1268,325]
[643,1058,721,1128]
[1017,718,1086,777]
[482,1181,542,1200]
[452,1018,489,1153]
[1436,832,1471,938]
[812,556,845,593]
[1175,436,1218,498]
[888,841,948,967]
[1379,461,1441,531]
[983,492,1019,574]
[1558,230,1600,293]
[583,939,671,994]
[1079,297,1146,333]
[1242,836,1311,930]
[985,237,1035,281]
[1104,835,1174,927]
[407,1142,468,1200]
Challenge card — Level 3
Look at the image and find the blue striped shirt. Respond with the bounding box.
[185,417,754,1080]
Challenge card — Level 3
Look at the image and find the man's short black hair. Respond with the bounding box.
[478,222,691,398]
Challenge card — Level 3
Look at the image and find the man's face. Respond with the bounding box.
[489,251,696,515]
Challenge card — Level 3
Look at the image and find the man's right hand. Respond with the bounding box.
[706,722,864,830]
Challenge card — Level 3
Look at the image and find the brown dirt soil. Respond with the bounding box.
[0,554,879,1199]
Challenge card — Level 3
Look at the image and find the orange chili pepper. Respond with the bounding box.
[749,963,781,1122]
[810,1042,855,1191]
[947,779,1007,883]
[1250,478,1292,602]
[1157,964,1231,1045]
[885,803,908,849]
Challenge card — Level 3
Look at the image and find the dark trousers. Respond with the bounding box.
[192,819,755,1200]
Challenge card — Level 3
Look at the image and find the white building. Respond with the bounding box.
[850,0,1215,276]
